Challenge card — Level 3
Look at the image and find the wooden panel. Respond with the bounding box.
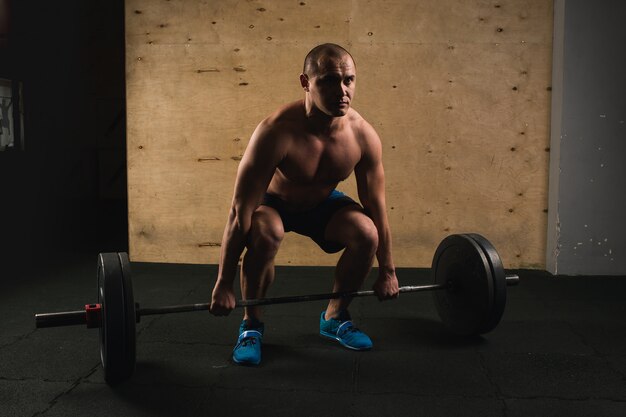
[126,0,553,268]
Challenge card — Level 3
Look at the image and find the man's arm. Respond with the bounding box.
[210,121,285,315]
[354,122,399,300]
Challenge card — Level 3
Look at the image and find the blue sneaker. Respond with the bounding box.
[232,319,264,366]
[319,310,373,351]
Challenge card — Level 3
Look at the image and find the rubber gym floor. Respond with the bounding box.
[2,252,626,417]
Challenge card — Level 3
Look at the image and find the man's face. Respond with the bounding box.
[304,55,356,117]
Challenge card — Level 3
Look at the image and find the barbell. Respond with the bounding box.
[34,233,519,385]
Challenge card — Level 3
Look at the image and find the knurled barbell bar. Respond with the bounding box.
[34,233,519,385]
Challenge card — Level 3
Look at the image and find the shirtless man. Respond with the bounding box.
[209,43,399,365]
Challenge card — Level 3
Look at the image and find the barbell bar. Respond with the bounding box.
[36,276,518,326]
[34,233,520,385]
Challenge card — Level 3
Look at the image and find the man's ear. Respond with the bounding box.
[299,73,310,92]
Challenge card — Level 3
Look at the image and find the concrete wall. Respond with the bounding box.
[546,0,626,275]
[126,0,554,267]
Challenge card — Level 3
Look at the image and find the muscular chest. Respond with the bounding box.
[278,135,361,185]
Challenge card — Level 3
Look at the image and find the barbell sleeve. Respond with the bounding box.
[505,274,519,286]
[35,310,86,328]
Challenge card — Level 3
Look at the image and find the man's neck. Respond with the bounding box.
[303,99,344,134]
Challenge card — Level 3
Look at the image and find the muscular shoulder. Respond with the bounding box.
[347,109,382,159]
[244,102,299,166]
[260,100,306,134]
[247,101,303,152]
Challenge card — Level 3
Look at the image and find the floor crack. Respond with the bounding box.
[0,327,39,351]
[478,351,508,417]
[30,363,100,417]
[565,322,626,381]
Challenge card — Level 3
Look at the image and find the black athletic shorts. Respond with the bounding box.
[260,189,360,253]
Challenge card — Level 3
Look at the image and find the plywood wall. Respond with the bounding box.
[126,0,553,268]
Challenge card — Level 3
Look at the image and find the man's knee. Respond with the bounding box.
[347,217,378,256]
[248,219,284,258]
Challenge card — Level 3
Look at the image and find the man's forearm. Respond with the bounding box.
[376,227,395,272]
[368,208,395,272]
[216,211,249,286]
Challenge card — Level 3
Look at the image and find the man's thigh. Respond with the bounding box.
[323,205,377,247]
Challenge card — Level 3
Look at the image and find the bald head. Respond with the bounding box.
[302,43,355,77]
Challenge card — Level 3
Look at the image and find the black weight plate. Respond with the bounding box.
[431,234,494,336]
[118,252,136,378]
[97,253,136,384]
[466,234,506,335]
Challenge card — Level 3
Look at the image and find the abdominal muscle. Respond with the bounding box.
[266,170,342,212]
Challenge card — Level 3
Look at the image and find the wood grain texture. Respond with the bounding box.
[126,0,553,268]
